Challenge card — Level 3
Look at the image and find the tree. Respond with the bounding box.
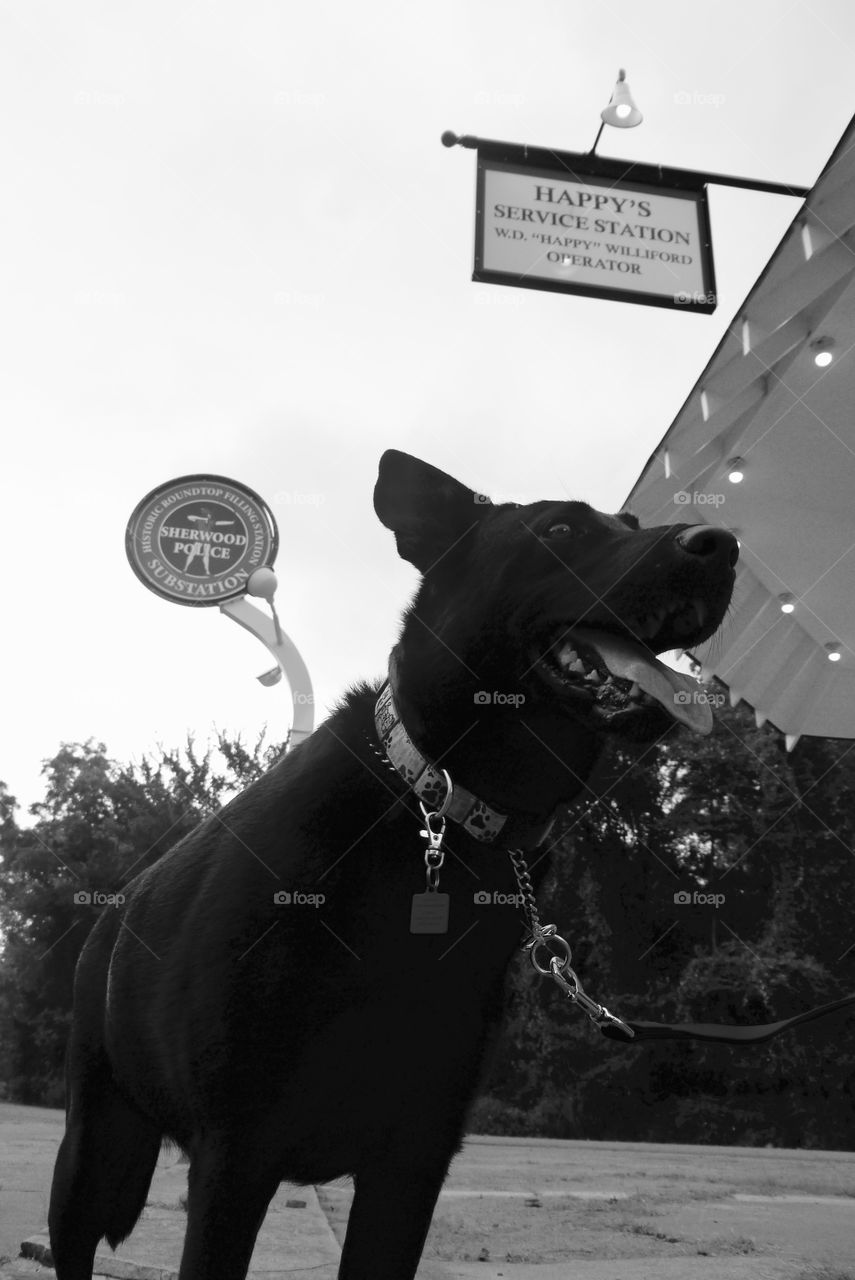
[0,732,283,1104]
[473,692,855,1147]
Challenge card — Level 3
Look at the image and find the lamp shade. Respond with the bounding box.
[600,69,643,129]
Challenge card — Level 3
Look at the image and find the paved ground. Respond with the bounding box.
[2,1103,854,1279]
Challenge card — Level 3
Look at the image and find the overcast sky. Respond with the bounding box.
[3,0,854,819]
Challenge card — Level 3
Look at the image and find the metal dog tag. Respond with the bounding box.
[410,891,449,934]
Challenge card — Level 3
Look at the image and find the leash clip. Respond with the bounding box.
[418,769,453,889]
[509,845,634,1040]
[548,957,635,1040]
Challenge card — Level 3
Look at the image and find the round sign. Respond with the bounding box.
[126,475,279,607]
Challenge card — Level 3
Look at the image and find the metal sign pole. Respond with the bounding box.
[220,590,314,748]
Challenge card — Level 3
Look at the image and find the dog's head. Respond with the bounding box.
[375,450,737,810]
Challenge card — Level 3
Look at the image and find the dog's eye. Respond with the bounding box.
[546,522,574,538]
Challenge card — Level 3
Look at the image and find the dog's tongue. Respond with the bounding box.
[577,629,713,734]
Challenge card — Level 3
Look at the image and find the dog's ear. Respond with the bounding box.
[374,450,488,573]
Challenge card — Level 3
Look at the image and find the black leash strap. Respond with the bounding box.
[509,849,855,1050]
[599,992,855,1045]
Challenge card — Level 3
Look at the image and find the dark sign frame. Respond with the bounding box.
[473,154,717,314]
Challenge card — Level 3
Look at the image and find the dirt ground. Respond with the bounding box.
[316,1134,855,1275]
[0,1104,61,1271]
[2,1103,854,1279]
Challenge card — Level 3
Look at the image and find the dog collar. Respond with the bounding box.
[373,657,557,848]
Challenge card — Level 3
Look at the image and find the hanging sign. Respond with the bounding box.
[126,474,279,607]
[474,155,716,312]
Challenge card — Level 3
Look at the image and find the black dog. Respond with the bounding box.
[49,450,737,1280]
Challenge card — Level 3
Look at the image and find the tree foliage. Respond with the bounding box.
[472,695,855,1148]
[2,699,854,1147]
[0,732,283,1104]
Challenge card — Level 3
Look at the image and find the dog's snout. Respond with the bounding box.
[676,525,739,570]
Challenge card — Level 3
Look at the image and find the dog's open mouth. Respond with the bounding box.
[533,616,714,735]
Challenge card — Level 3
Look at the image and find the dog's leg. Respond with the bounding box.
[48,1069,161,1280]
[338,1152,453,1280]
[177,1132,282,1280]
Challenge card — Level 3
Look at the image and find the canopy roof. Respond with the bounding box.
[626,116,855,748]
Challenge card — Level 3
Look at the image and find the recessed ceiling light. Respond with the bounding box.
[810,336,835,368]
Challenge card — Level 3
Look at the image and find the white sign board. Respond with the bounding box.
[475,159,716,312]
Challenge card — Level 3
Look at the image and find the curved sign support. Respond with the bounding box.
[126,474,313,749]
[219,595,314,748]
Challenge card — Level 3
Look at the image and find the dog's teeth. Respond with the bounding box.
[555,644,578,669]
[584,669,602,684]
[628,682,641,700]
[568,659,586,674]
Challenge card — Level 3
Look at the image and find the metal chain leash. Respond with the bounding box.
[365,728,632,1035]
[508,847,635,1040]
[507,846,544,936]
[365,727,855,1048]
